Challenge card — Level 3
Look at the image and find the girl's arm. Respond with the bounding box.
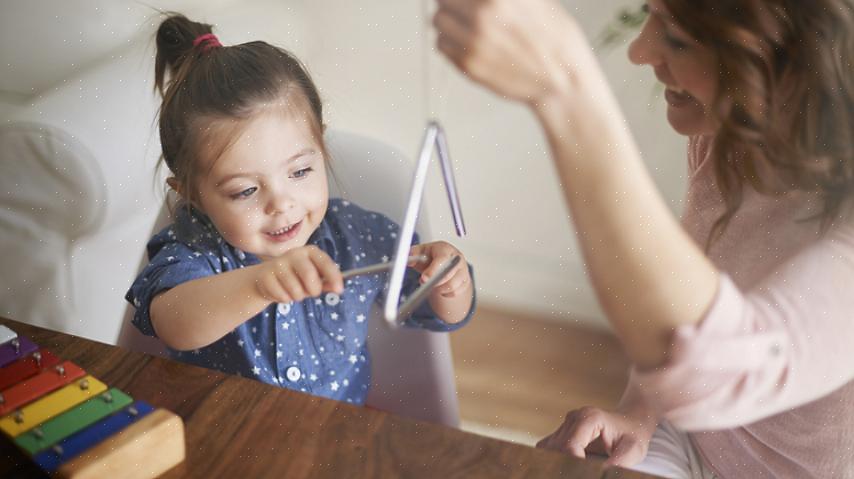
[150,264,270,350]
[435,0,718,368]
[151,245,343,350]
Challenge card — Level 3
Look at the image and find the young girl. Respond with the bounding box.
[436,0,854,477]
[125,14,475,405]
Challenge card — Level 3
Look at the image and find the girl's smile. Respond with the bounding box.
[265,220,302,243]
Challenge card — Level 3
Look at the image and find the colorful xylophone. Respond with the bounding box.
[0,324,185,478]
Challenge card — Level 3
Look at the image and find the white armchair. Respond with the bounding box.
[116,130,462,427]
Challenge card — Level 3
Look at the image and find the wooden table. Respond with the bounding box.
[0,317,656,478]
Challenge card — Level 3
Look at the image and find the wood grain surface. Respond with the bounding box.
[0,317,658,478]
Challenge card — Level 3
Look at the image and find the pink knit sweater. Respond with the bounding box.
[632,135,854,478]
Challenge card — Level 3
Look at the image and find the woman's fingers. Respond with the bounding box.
[604,436,647,468]
[536,408,603,459]
[434,7,474,60]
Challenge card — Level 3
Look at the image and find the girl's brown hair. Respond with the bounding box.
[154,13,325,206]
[663,0,854,245]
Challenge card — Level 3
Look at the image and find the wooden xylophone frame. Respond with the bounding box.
[0,325,185,478]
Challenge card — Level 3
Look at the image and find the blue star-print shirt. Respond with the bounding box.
[125,198,475,405]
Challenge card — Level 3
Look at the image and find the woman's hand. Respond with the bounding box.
[408,241,471,299]
[255,245,344,304]
[433,0,593,106]
[537,405,658,468]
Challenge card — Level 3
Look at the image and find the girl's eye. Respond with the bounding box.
[291,167,314,179]
[230,187,257,200]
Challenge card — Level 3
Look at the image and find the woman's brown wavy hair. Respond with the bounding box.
[663,0,854,246]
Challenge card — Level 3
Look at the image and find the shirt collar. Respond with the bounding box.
[308,211,339,260]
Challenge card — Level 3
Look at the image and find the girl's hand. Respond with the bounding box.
[255,245,344,304]
[536,406,657,468]
[408,241,471,298]
[433,0,593,106]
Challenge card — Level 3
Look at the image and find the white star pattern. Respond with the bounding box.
[129,198,437,405]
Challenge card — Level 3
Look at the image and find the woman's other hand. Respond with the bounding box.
[537,405,658,468]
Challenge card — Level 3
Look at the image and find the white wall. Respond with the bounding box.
[1,0,688,338]
[296,0,688,328]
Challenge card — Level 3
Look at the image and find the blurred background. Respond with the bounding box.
[0,0,685,445]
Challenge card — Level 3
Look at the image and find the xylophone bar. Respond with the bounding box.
[0,376,108,437]
[15,388,133,455]
[0,349,61,391]
[0,334,37,368]
[0,330,185,478]
[0,361,86,416]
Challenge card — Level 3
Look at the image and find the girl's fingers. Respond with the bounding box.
[435,268,469,296]
[275,266,308,302]
[293,260,324,298]
[258,276,292,304]
[407,246,426,269]
[420,256,455,283]
[309,251,344,293]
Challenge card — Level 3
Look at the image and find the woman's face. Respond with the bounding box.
[628,0,718,136]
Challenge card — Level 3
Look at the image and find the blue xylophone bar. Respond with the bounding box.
[33,400,155,472]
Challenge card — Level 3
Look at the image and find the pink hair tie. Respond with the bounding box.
[193,33,222,52]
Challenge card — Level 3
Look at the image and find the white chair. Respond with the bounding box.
[116,130,461,427]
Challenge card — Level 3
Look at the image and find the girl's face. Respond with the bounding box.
[194,110,328,261]
[628,0,718,136]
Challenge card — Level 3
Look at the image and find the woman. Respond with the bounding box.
[434,0,854,477]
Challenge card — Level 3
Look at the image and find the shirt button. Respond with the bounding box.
[285,366,301,382]
[325,293,340,306]
[277,303,292,316]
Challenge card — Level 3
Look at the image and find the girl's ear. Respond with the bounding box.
[166,177,183,197]
[167,177,206,213]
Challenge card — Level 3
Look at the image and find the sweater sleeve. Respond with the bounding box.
[632,223,854,431]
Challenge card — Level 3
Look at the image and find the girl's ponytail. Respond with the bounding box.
[154,14,215,97]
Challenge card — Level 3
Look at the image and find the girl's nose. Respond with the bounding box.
[265,190,295,216]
